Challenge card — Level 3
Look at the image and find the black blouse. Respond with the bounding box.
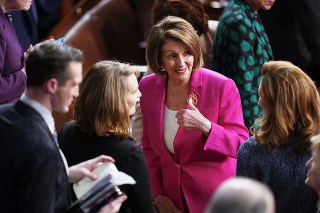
[59,120,155,213]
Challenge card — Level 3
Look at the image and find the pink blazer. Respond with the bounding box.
[140,68,249,213]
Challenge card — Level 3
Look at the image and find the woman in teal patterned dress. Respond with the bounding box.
[212,0,274,129]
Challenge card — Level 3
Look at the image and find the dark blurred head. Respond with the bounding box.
[152,0,209,36]
[205,177,275,213]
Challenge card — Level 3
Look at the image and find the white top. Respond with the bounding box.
[164,106,179,154]
[20,94,69,174]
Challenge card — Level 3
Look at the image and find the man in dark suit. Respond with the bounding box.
[0,42,125,213]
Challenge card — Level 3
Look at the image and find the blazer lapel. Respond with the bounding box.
[154,77,175,158]
[15,101,53,138]
[173,70,202,153]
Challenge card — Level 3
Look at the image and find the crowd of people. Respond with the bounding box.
[1,0,320,213]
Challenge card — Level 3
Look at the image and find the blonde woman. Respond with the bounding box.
[59,61,154,213]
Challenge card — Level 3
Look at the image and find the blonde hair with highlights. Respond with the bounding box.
[252,61,320,151]
[74,60,139,137]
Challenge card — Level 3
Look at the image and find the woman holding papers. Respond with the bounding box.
[59,60,155,213]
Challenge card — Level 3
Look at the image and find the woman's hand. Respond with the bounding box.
[68,155,115,183]
[153,195,182,213]
[175,98,212,135]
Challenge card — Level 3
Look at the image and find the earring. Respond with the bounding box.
[159,66,165,72]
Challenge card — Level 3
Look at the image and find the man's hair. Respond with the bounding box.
[152,0,209,36]
[25,42,83,87]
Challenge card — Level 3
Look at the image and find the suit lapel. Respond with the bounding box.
[14,101,73,203]
[173,70,202,153]
[14,101,56,143]
[154,77,174,158]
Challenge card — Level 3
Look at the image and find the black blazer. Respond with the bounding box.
[59,121,155,213]
[0,101,71,213]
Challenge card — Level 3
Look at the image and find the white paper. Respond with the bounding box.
[73,162,136,198]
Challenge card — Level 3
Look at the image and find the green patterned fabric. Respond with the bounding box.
[212,0,273,129]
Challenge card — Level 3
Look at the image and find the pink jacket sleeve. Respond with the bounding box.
[201,78,249,157]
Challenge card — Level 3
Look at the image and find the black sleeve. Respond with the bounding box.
[119,145,155,213]
[17,144,59,213]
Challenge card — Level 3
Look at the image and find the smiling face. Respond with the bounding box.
[125,73,141,116]
[161,39,194,85]
[246,0,275,11]
[52,61,83,113]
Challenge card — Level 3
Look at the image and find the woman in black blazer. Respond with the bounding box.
[59,60,155,213]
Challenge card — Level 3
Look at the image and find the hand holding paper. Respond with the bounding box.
[73,162,136,198]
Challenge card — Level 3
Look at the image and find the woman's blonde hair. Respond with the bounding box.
[74,60,139,137]
[145,16,203,76]
[252,61,320,151]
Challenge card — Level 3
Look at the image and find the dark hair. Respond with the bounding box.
[25,42,83,87]
[152,0,209,36]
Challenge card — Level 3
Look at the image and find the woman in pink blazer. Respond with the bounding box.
[140,16,249,213]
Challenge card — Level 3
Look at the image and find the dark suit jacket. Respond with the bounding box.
[10,3,39,51]
[0,101,71,213]
[59,121,155,213]
[9,0,63,51]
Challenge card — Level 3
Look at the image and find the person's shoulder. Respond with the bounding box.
[0,104,24,139]
[196,68,236,86]
[0,103,31,131]
[140,73,160,85]
[0,104,55,154]
[118,136,141,151]
[139,73,164,93]
[0,103,15,119]
[110,136,143,160]
[219,2,251,26]
[140,73,158,81]
[239,136,265,154]
[198,68,228,79]
[60,120,77,133]
[59,120,79,142]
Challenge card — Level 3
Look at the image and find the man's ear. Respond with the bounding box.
[45,78,58,94]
